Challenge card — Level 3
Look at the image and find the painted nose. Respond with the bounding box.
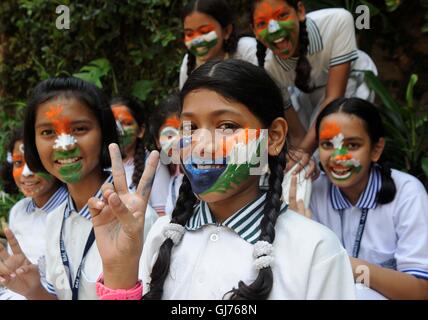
[53,134,77,151]
[22,164,34,177]
[268,19,280,34]
[116,120,125,135]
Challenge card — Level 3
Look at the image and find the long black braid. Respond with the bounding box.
[228,147,286,300]
[294,20,313,93]
[131,137,146,189]
[255,39,267,68]
[143,175,197,299]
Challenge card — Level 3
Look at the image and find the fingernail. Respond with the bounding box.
[10,273,16,278]
[96,201,105,209]
[17,269,24,274]
[110,193,121,206]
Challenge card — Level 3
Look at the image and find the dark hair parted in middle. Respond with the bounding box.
[23,77,119,173]
[144,59,287,300]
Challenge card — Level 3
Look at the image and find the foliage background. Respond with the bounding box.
[0,0,427,221]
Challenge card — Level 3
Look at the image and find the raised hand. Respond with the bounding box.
[88,143,159,289]
[288,174,312,219]
[0,228,43,298]
[285,148,319,180]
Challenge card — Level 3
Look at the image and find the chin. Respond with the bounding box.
[197,190,235,203]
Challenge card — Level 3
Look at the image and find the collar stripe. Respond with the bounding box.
[26,185,68,214]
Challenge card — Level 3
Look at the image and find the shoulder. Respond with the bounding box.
[390,169,428,203]
[275,209,345,261]
[311,173,330,198]
[144,215,171,251]
[8,197,32,223]
[236,36,257,50]
[308,8,354,27]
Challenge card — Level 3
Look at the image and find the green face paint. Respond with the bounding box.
[329,133,362,181]
[119,127,137,150]
[36,172,53,181]
[54,148,83,183]
[258,19,296,55]
[185,31,218,57]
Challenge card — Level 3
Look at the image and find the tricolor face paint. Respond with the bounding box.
[45,105,83,183]
[319,121,362,181]
[159,116,180,160]
[185,27,218,58]
[253,1,300,58]
[11,141,55,198]
[180,127,268,197]
[111,105,139,151]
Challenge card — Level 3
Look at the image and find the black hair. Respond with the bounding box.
[249,0,313,93]
[0,128,24,195]
[182,0,241,77]
[315,97,397,204]
[111,96,147,189]
[23,77,119,174]
[144,59,287,300]
[148,93,181,150]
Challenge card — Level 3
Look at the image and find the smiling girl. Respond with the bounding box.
[88,59,355,300]
[310,98,428,299]
[0,78,156,300]
[0,128,67,300]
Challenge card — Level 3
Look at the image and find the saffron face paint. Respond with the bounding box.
[253,2,300,58]
[111,105,139,151]
[320,121,362,181]
[159,117,180,158]
[181,128,267,195]
[45,106,83,183]
[184,25,219,57]
[11,141,55,197]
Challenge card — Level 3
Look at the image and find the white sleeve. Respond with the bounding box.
[394,191,428,279]
[179,54,189,90]
[328,10,358,67]
[282,163,312,208]
[234,37,258,66]
[306,248,356,299]
[143,204,159,242]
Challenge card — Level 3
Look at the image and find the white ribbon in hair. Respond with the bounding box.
[163,223,186,245]
[254,255,274,270]
[253,240,273,258]
[6,152,13,164]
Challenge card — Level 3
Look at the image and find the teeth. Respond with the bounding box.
[274,37,285,44]
[196,164,224,169]
[57,157,80,165]
[196,47,207,53]
[331,168,352,180]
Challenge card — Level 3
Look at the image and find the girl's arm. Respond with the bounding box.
[299,62,351,155]
[88,144,159,290]
[284,107,306,147]
[351,257,428,300]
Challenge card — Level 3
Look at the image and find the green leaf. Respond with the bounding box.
[405,74,418,110]
[131,80,154,102]
[422,158,428,178]
[73,58,111,89]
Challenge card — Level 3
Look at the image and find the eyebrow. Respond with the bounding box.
[35,119,93,128]
[181,108,243,118]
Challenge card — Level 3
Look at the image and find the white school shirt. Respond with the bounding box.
[44,175,155,300]
[264,9,378,128]
[164,173,183,217]
[149,162,173,216]
[310,167,428,299]
[0,186,68,300]
[179,36,258,89]
[141,193,356,299]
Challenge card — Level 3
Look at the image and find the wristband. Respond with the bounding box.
[96,274,142,300]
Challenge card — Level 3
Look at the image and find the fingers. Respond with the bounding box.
[293,153,310,174]
[0,242,10,261]
[297,200,306,216]
[305,207,313,220]
[0,259,13,276]
[136,150,160,199]
[288,174,298,209]
[107,192,137,228]
[3,228,24,257]
[88,196,105,220]
[108,143,128,194]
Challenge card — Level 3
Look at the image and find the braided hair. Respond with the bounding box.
[144,59,288,300]
[315,97,397,205]
[249,0,313,92]
[110,97,147,189]
[183,0,241,77]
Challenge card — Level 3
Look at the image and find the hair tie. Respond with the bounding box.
[163,223,186,245]
[254,255,274,270]
[6,152,13,164]
[253,240,273,258]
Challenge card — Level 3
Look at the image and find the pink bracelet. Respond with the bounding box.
[96,274,143,300]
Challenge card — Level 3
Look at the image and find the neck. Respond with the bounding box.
[67,167,104,211]
[340,172,370,206]
[33,184,59,208]
[197,50,227,66]
[207,180,261,223]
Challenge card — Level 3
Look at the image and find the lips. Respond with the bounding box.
[55,157,82,165]
[329,165,353,180]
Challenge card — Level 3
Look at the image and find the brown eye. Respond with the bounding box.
[41,129,55,136]
[320,141,333,149]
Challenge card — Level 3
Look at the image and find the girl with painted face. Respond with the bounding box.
[249,0,378,165]
[179,0,258,89]
[310,98,428,300]
[88,59,356,300]
[110,97,147,190]
[0,78,157,300]
[147,93,183,217]
[0,128,67,300]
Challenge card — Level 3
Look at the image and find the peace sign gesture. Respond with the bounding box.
[88,143,159,289]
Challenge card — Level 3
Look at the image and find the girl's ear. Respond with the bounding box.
[268,117,288,156]
[138,126,145,139]
[223,24,233,41]
[296,1,306,22]
[371,137,385,163]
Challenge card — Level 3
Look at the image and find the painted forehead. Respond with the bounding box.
[112,105,135,120]
[320,121,342,140]
[254,2,289,19]
[163,116,180,128]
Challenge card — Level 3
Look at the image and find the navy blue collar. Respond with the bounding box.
[26,185,68,214]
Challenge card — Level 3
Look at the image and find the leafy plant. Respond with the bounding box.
[364,71,428,186]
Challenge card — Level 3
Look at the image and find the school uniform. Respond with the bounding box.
[310,167,428,299]
[164,172,184,217]
[179,36,258,89]
[44,175,156,300]
[264,8,378,129]
[0,186,68,300]
[149,162,173,216]
[141,193,356,299]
